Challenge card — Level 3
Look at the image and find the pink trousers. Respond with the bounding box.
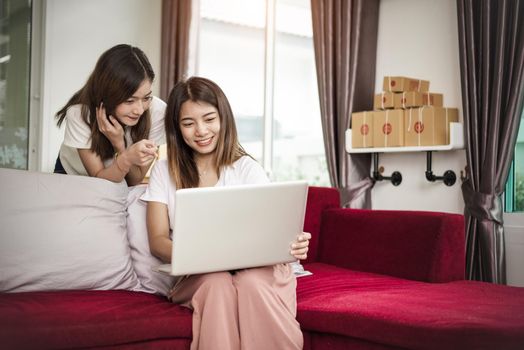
[169,264,303,350]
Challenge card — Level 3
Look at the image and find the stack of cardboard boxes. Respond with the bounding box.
[352,76,459,148]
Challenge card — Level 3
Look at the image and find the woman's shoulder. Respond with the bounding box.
[63,104,93,127]
[150,96,166,118]
[148,97,167,144]
[65,104,85,119]
[153,158,169,173]
[233,155,260,169]
[230,156,269,184]
[147,158,170,183]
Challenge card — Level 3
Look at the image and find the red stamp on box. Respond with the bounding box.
[409,80,419,90]
[414,121,424,133]
[360,124,369,135]
[382,123,392,135]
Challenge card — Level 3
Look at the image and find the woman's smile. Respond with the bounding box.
[195,137,213,147]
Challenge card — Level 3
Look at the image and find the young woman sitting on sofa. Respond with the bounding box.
[141,76,311,350]
[54,44,165,185]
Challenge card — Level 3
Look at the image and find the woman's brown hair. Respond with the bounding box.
[56,44,155,160]
[165,76,248,189]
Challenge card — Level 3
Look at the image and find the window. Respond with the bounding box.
[198,0,329,186]
[0,0,31,170]
[505,109,524,212]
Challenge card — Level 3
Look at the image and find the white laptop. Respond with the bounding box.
[155,181,308,276]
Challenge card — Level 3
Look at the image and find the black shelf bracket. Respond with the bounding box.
[372,153,402,186]
[425,151,456,186]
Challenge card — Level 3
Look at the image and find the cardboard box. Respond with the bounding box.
[433,107,458,145]
[404,107,459,146]
[373,110,404,147]
[373,92,395,110]
[404,108,433,146]
[383,76,430,92]
[393,92,444,109]
[351,111,374,148]
[422,92,444,107]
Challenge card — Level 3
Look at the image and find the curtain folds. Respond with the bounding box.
[310,0,379,208]
[457,0,524,283]
[160,0,192,101]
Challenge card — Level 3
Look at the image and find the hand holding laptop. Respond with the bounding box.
[291,232,311,260]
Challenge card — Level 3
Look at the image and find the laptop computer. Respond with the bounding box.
[155,181,308,276]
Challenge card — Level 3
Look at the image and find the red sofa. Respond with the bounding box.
[1,186,524,349]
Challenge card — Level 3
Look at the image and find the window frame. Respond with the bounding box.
[504,109,524,214]
[197,0,327,185]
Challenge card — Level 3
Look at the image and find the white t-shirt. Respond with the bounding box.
[58,96,166,176]
[141,156,269,234]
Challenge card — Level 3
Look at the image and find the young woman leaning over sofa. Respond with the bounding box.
[54,44,165,186]
[141,76,311,350]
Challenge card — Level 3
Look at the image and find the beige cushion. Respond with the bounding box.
[0,169,141,292]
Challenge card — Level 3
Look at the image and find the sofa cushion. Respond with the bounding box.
[298,263,524,350]
[0,290,192,349]
[316,208,465,282]
[0,169,141,292]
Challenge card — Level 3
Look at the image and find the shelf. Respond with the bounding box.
[345,122,464,153]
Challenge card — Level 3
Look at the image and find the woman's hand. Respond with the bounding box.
[290,232,311,260]
[96,103,125,152]
[121,139,158,168]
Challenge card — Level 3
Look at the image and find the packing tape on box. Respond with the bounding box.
[417,79,421,92]
[418,106,428,146]
[363,111,368,147]
[446,108,449,143]
[381,92,385,109]
[432,107,436,145]
[418,107,422,145]
[408,108,413,131]
[385,110,389,146]
[388,76,391,90]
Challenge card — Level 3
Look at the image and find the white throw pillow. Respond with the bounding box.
[0,169,142,292]
[126,185,175,296]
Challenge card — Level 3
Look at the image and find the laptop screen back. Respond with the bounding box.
[170,181,308,276]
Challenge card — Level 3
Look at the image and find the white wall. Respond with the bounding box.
[374,0,523,287]
[504,214,524,287]
[373,0,466,214]
[38,0,162,172]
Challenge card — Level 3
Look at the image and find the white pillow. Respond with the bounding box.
[0,169,142,292]
[126,185,175,295]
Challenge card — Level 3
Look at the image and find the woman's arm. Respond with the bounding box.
[78,148,127,182]
[146,201,173,263]
[125,161,156,186]
[78,139,157,184]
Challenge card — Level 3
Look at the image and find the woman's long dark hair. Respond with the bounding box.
[56,44,155,160]
[165,77,248,189]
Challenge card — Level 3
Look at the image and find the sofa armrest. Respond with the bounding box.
[316,208,465,282]
[303,187,340,263]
